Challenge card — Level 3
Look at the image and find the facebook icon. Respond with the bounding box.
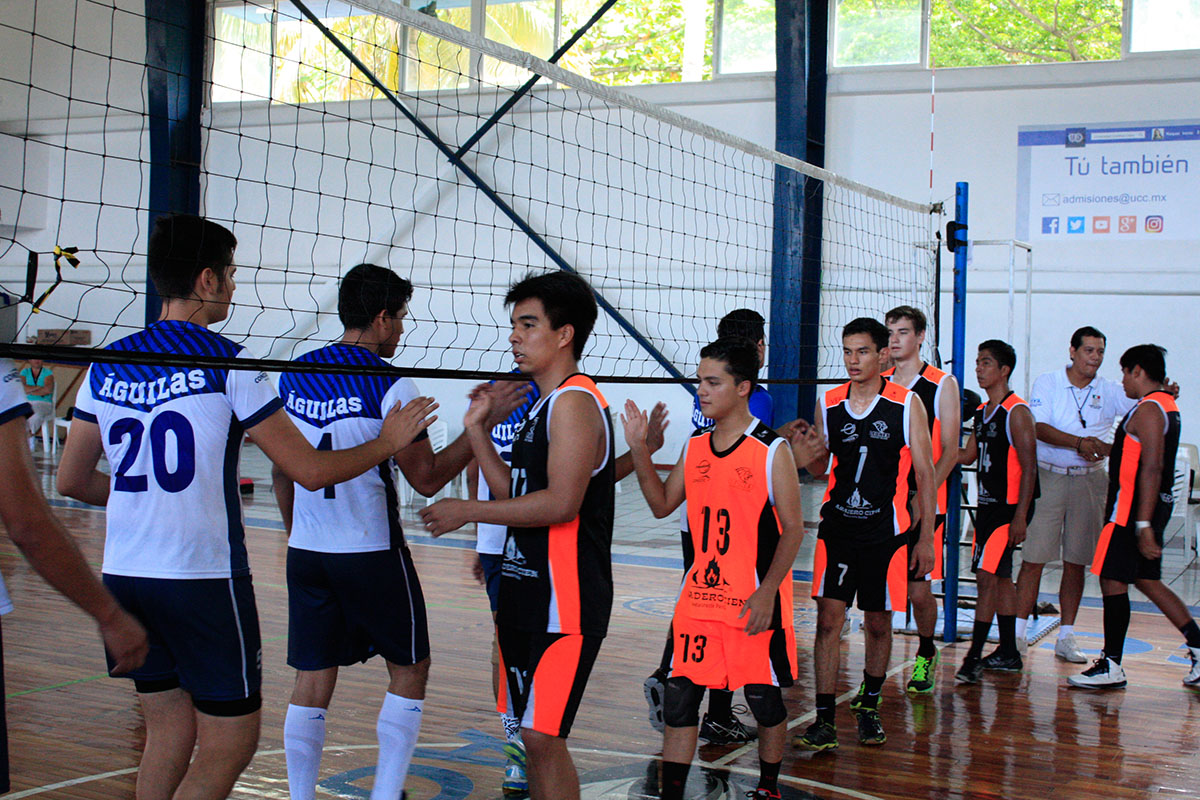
[1042,217,1060,234]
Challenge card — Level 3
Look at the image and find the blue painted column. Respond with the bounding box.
[771,0,826,424]
[943,181,969,641]
[144,0,205,324]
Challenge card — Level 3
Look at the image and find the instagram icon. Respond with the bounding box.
[1145,215,1164,233]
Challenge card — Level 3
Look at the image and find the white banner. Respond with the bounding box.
[1017,120,1200,241]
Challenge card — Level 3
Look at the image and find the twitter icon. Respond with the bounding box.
[1067,216,1085,234]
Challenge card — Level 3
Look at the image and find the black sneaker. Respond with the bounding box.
[848,681,867,712]
[956,655,983,684]
[854,707,887,746]
[699,711,756,744]
[981,649,1023,672]
[643,668,667,732]
[793,718,838,751]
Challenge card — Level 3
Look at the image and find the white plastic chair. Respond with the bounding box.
[1174,445,1200,560]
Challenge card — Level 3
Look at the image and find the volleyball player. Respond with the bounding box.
[884,305,960,693]
[0,358,148,793]
[623,336,803,800]
[645,308,772,745]
[421,271,613,800]
[273,264,524,800]
[789,317,936,750]
[1069,345,1200,690]
[57,215,435,800]
[954,340,1039,684]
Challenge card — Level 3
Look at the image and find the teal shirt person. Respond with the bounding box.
[20,363,53,404]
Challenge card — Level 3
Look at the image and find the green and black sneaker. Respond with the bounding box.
[855,707,887,746]
[793,718,839,752]
[906,650,940,694]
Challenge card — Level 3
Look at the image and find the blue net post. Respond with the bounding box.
[943,180,969,642]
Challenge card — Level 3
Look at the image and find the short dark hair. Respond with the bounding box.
[842,317,889,351]
[717,309,766,344]
[1070,326,1106,349]
[884,305,927,334]
[147,215,237,299]
[505,271,598,360]
[338,264,414,330]
[700,336,759,388]
[1119,344,1167,384]
[979,339,1016,375]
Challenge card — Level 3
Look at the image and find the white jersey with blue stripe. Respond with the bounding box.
[476,375,539,555]
[279,343,418,554]
[73,321,283,580]
[0,358,32,613]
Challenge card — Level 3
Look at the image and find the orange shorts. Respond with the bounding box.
[496,626,602,738]
[670,613,796,691]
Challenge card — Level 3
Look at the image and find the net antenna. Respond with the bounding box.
[0,0,941,384]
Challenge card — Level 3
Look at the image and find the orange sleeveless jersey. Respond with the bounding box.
[679,419,793,631]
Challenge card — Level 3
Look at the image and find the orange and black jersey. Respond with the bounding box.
[885,363,953,514]
[681,419,792,631]
[972,392,1039,508]
[1106,391,1181,531]
[820,378,914,545]
[499,374,615,637]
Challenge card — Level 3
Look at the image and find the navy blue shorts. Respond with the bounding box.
[479,552,504,613]
[287,546,430,671]
[103,574,262,711]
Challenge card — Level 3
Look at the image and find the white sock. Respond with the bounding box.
[1014,617,1028,640]
[371,693,423,800]
[501,712,521,744]
[284,704,328,800]
[1059,624,1074,640]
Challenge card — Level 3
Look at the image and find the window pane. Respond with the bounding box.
[560,0,714,85]
[482,0,557,87]
[404,0,473,91]
[718,0,775,73]
[833,0,920,67]
[930,0,1121,67]
[273,2,402,103]
[1131,0,1200,52]
[212,3,273,103]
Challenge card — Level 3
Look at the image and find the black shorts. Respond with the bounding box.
[1093,521,1163,583]
[971,504,1033,579]
[104,574,262,713]
[497,626,603,738]
[812,532,908,613]
[287,546,430,671]
[907,513,946,582]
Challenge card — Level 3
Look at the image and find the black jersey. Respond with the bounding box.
[1106,391,1181,532]
[498,374,615,637]
[819,378,914,544]
[972,392,1039,509]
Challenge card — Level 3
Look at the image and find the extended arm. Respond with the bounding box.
[422,391,605,533]
[614,401,668,482]
[271,464,295,534]
[56,419,111,507]
[251,397,436,492]
[620,399,685,518]
[2,417,148,673]
[788,398,829,475]
[740,444,804,635]
[958,430,978,466]
[1009,405,1039,546]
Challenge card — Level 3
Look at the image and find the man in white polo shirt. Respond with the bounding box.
[1014,327,1135,661]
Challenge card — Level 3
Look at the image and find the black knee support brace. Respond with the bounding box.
[663,676,705,728]
[743,683,786,728]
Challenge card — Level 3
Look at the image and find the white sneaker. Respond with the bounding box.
[1184,646,1200,689]
[1016,636,1028,656]
[1055,633,1088,663]
[1068,656,1127,689]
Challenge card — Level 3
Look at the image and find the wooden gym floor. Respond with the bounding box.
[3,445,1200,799]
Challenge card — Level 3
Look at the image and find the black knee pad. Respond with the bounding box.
[743,684,786,728]
[663,677,705,728]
